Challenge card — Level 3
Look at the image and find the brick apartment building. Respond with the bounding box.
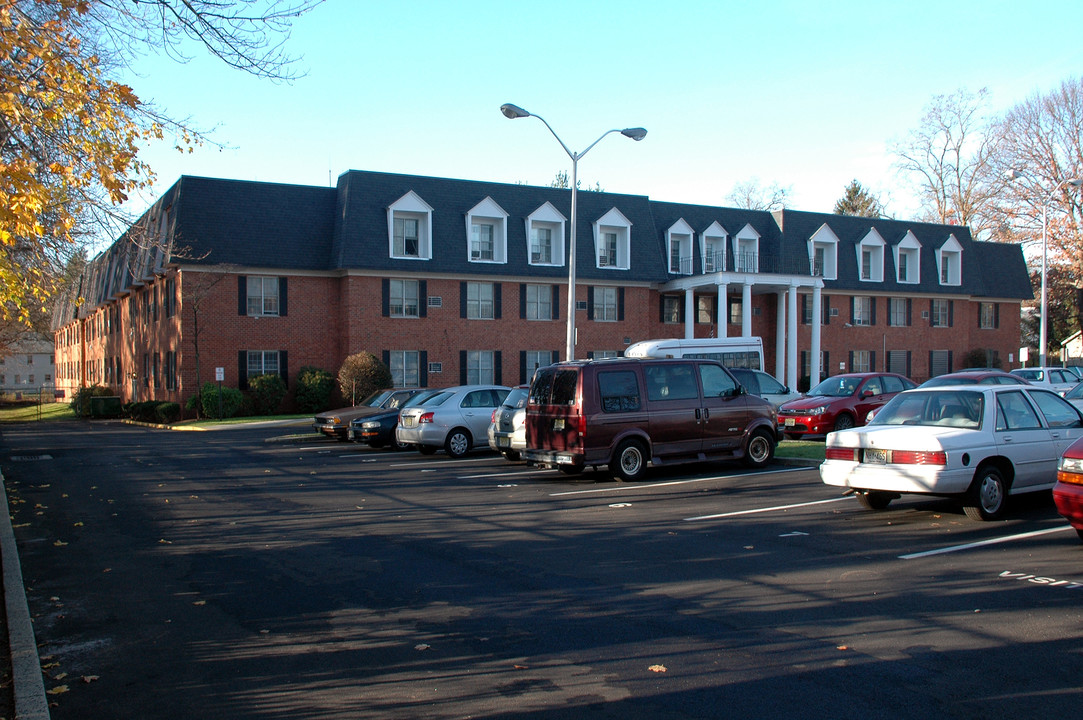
[50,170,1032,407]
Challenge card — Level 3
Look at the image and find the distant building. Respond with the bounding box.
[0,333,55,396]
[51,170,1032,405]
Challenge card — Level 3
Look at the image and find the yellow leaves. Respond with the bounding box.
[648,664,667,673]
[47,684,69,695]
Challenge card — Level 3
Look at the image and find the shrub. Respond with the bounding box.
[70,385,114,417]
[198,382,244,419]
[338,352,392,406]
[247,373,287,415]
[295,365,334,413]
[129,401,160,422]
[156,402,181,424]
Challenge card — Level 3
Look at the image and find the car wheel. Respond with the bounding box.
[610,439,648,481]
[501,450,521,462]
[963,465,1008,521]
[418,445,437,455]
[742,429,775,468]
[856,490,894,511]
[444,428,472,458]
[393,437,412,451]
[833,414,855,432]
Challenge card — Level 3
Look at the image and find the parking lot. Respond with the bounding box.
[2,420,1082,719]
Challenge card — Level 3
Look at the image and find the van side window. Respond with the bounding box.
[699,364,737,397]
[598,370,641,412]
[645,363,699,401]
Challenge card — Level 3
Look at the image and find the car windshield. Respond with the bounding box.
[403,389,440,407]
[870,390,984,429]
[418,391,452,407]
[503,387,528,409]
[1066,383,1083,400]
[808,376,860,398]
[922,376,984,387]
[1015,370,1042,381]
[360,390,393,407]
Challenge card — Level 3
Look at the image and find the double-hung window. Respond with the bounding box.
[394,217,420,257]
[248,350,279,377]
[471,223,494,261]
[980,302,996,329]
[593,287,618,322]
[854,296,872,326]
[525,284,551,320]
[466,350,495,384]
[531,227,553,264]
[389,351,420,387]
[931,299,951,327]
[467,283,494,320]
[247,276,279,316]
[600,232,618,267]
[390,279,420,318]
[889,298,908,327]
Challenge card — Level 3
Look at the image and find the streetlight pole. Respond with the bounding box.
[500,103,646,361]
[1006,171,1082,366]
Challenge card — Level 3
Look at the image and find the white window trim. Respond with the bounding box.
[465,196,508,264]
[665,219,695,275]
[808,223,839,280]
[938,234,963,286]
[701,221,728,273]
[734,223,761,273]
[593,207,633,270]
[895,230,921,284]
[857,229,886,283]
[387,191,433,260]
[525,202,566,266]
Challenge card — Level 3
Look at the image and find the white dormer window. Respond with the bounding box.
[857,229,885,282]
[701,221,727,273]
[388,191,433,260]
[734,223,761,273]
[808,223,839,280]
[666,219,694,275]
[465,197,508,264]
[938,234,963,286]
[894,230,921,283]
[526,202,566,266]
[593,208,632,270]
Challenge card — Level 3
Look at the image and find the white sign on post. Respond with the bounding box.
[215,367,225,382]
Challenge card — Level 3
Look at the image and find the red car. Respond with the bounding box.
[1055,436,1083,541]
[777,372,916,439]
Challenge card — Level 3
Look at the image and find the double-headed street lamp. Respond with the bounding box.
[1007,170,1083,365]
[500,103,646,361]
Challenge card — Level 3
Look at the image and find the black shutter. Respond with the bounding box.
[801,294,808,324]
[994,303,999,328]
[382,350,390,368]
[419,351,428,387]
[279,351,288,387]
[850,297,855,325]
[618,287,625,321]
[419,280,427,318]
[519,351,527,385]
[949,300,954,327]
[552,285,560,320]
[929,300,935,326]
[906,299,912,326]
[494,351,502,385]
[977,303,983,328]
[494,283,502,319]
[460,282,467,318]
[238,351,247,390]
[823,351,829,376]
[459,350,467,384]
[800,351,807,379]
[587,287,595,320]
[279,277,287,317]
[823,296,830,325]
[870,350,876,372]
[659,296,666,323]
[948,351,954,373]
[587,351,594,359]
[238,276,247,316]
[906,351,912,378]
[519,284,527,320]
[848,350,854,372]
[870,297,876,326]
[382,279,390,317]
[552,350,559,365]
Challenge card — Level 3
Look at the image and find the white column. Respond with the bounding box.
[787,282,799,391]
[775,290,786,380]
[717,282,728,338]
[741,282,752,338]
[684,288,694,339]
[811,285,822,387]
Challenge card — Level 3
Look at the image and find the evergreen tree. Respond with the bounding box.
[834,180,884,217]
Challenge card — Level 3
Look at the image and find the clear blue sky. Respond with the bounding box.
[119,0,1083,224]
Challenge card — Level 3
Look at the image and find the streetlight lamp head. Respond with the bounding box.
[622,127,647,141]
[500,103,531,119]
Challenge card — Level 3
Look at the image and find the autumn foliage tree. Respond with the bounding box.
[0,0,320,327]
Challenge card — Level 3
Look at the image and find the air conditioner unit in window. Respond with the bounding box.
[427,296,442,308]
[470,251,481,260]
[576,301,588,311]
[922,311,930,319]
[829,308,839,316]
[428,362,443,373]
[531,253,542,263]
[598,256,609,267]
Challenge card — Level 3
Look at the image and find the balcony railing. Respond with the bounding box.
[674,252,819,276]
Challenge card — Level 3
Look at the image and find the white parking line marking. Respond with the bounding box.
[684,497,851,521]
[388,457,505,469]
[899,526,1074,559]
[549,467,806,497]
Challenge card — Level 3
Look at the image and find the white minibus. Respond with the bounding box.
[624,337,764,370]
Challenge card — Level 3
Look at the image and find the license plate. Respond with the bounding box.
[347,429,355,440]
[554,419,565,431]
[784,418,795,427]
[497,437,510,448]
[864,448,888,464]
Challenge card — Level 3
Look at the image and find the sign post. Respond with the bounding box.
[215,367,225,418]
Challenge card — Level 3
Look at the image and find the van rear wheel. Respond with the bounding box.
[611,439,648,482]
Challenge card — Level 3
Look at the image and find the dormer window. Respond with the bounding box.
[465,197,508,264]
[734,223,761,273]
[593,208,632,270]
[808,223,839,280]
[701,221,727,273]
[666,219,694,275]
[526,202,566,266]
[895,231,921,284]
[938,234,963,286]
[857,229,885,282]
[388,191,433,260]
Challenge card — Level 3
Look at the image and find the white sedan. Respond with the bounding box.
[820,385,1083,520]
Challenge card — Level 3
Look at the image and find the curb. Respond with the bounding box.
[0,469,50,719]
